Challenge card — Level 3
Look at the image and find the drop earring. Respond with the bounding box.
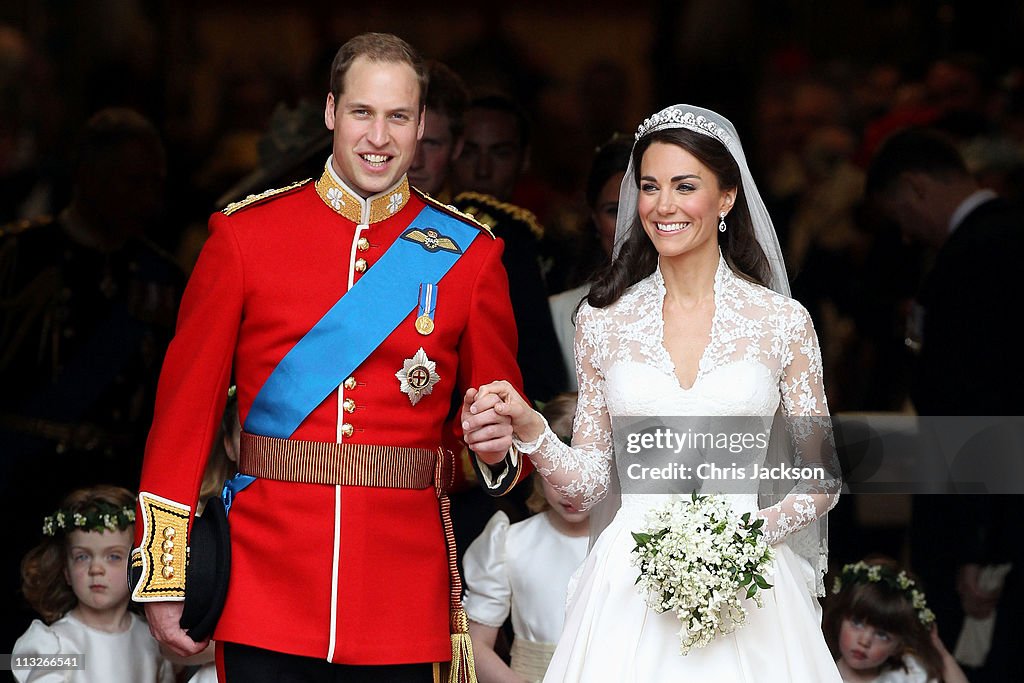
[718,212,727,233]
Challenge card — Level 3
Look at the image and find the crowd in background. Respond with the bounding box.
[2,5,1023,681]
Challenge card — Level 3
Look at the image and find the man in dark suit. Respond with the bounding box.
[867,128,1023,682]
[450,94,566,403]
[867,128,1024,416]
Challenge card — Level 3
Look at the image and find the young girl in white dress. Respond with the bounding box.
[825,557,970,683]
[462,104,843,682]
[13,485,175,683]
[463,394,589,683]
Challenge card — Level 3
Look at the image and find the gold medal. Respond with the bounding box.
[415,315,435,335]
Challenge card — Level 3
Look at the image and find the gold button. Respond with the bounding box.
[343,398,356,413]
[163,527,175,540]
[354,258,367,273]
[341,423,354,438]
[161,566,175,580]
[162,539,174,552]
[357,237,370,251]
[344,376,357,391]
[161,553,174,565]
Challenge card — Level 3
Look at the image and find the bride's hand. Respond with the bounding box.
[462,381,545,456]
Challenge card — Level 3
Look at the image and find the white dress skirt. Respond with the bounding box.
[544,494,840,682]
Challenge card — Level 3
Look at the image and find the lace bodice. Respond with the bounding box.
[516,255,838,549]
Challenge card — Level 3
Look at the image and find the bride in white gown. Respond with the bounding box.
[463,104,842,682]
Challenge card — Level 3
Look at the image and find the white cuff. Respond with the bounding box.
[511,415,551,454]
[475,447,519,489]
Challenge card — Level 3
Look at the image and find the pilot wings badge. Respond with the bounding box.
[400,227,463,254]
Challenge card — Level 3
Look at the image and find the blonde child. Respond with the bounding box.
[463,393,589,683]
[825,557,969,683]
[13,485,174,682]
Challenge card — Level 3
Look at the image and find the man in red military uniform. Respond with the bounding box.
[132,33,526,682]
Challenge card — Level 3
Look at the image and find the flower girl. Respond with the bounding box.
[825,557,969,683]
[13,485,174,683]
[462,394,589,683]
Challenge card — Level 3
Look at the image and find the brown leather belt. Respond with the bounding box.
[239,431,443,490]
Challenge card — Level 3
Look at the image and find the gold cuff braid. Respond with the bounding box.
[131,492,190,601]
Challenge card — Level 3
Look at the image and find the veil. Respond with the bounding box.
[591,104,831,597]
[611,105,789,297]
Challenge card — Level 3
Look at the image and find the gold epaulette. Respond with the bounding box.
[411,186,495,239]
[452,191,544,241]
[0,215,54,240]
[221,178,312,216]
[130,492,191,601]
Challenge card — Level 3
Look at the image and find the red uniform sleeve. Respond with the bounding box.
[131,213,242,600]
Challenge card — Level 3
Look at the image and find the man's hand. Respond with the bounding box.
[461,387,514,464]
[462,381,545,464]
[144,601,209,657]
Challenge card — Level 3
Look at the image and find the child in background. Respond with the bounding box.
[463,393,589,683]
[825,557,969,683]
[13,485,175,683]
[197,385,241,511]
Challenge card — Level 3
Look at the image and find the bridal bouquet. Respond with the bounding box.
[631,493,774,655]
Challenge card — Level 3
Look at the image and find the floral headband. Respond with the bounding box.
[832,561,935,626]
[42,501,136,537]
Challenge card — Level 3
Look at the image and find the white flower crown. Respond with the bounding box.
[42,503,136,537]
[832,561,936,626]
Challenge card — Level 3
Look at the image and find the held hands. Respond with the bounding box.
[144,601,209,658]
[461,381,545,464]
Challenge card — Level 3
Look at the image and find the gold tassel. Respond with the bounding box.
[448,608,478,683]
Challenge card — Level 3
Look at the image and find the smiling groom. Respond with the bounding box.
[131,33,527,682]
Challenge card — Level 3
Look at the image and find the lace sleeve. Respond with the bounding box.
[757,303,840,546]
[512,304,613,511]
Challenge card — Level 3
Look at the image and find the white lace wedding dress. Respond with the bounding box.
[517,255,842,682]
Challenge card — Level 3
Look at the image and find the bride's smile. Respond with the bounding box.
[638,141,735,261]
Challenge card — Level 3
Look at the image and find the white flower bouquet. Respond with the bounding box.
[631,493,775,654]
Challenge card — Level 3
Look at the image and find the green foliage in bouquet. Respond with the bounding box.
[631,493,775,654]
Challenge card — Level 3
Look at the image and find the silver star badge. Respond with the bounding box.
[395,347,441,405]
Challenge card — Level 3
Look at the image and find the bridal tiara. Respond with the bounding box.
[635,109,733,146]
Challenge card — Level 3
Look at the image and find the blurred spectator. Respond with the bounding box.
[867,127,1024,682]
[0,24,57,223]
[548,134,631,391]
[453,94,531,204]
[408,60,468,201]
[452,94,566,402]
[0,108,183,650]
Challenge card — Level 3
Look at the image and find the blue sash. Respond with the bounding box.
[244,205,479,438]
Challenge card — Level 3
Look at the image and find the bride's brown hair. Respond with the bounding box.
[587,128,771,309]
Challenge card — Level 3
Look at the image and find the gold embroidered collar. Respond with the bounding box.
[315,157,411,224]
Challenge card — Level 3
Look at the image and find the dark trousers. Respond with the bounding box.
[219,642,435,682]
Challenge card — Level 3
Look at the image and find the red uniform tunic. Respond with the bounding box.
[133,164,526,664]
